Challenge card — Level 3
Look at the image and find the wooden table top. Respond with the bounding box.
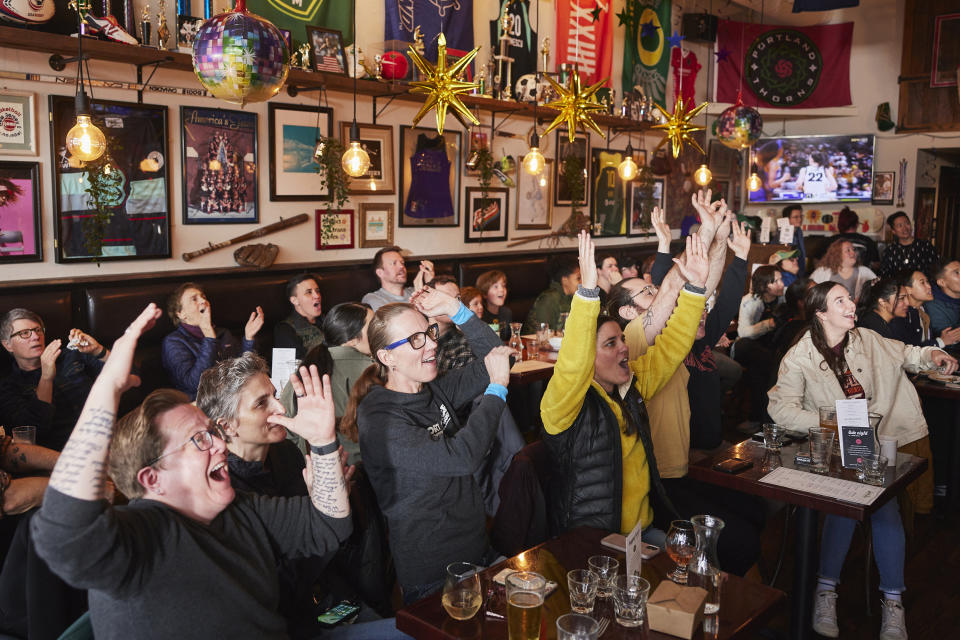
[508,338,557,386]
[912,375,960,400]
[396,526,785,640]
[687,440,927,521]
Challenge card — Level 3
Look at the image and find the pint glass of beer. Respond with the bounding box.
[506,571,546,640]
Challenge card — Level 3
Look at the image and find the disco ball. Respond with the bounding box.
[192,0,289,106]
[715,103,763,150]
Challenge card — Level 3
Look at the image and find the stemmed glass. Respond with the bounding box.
[665,520,696,584]
[441,562,482,620]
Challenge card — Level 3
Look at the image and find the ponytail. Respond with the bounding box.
[339,363,386,442]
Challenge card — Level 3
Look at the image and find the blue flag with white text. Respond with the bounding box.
[385,0,475,62]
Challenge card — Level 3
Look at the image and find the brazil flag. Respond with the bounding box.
[620,0,669,104]
[247,0,353,51]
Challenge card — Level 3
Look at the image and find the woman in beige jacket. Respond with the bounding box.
[769,282,956,640]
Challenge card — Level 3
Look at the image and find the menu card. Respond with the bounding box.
[836,399,876,469]
[760,217,772,244]
[625,519,644,578]
[271,348,299,399]
[776,218,794,244]
[759,467,883,505]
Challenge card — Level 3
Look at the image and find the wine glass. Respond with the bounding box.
[665,520,696,584]
[441,562,482,620]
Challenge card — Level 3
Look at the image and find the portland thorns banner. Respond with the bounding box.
[555,0,613,87]
[716,19,853,108]
[247,0,352,51]
[620,0,670,104]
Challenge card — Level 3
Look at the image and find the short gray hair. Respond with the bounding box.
[196,352,269,428]
[1,308,43,341]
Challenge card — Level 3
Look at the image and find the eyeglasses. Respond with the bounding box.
[8,326,44,340]
[147,425,225,467]
[385,323,440,350]
[631,285,657,302]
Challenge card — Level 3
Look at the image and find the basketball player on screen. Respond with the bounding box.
[794,153,838,199]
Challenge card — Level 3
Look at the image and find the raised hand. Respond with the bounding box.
[197,302,215,336]
[578,230,598,290]
[691,189,722,235]
[413,260,435,291]
[244,306,265,341]
[100,304,161,393]
[727,219,752,260]
[673,234,710,289]
[652,207,671,252]
[69,328,105,358]
[411,285,460,319]
[269,366,336,445]
[484,345,516,386]
[939,326,960,346]
[40,340,61,380]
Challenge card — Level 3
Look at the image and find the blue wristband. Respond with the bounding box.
[451,303,474,325]
[484,383,508,401]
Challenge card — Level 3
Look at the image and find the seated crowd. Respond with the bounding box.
[0,192,952,640]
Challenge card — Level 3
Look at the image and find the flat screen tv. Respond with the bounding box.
[747,134,875,204]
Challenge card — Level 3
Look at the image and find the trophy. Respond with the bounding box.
[540,36,550,73]
[494,8,515,100]
[157,0,170,50]
[296,43,311,70]
[374,54,383,80]
[412,26,425,82]
[140,4,152,47]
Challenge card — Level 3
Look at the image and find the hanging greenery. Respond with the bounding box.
[81,151,123,263]
[313,136,351,212]
[475,145,494,202]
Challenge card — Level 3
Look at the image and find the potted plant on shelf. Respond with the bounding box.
[313,136,351,244]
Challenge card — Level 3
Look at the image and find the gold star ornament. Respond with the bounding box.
[408,33,480,134]
[542,72,608,143]
[652,96,709,158]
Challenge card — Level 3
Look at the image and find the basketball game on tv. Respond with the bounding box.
[748,134,875,204]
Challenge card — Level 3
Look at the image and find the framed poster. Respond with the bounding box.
[0,161,42,263]
[268,103,333,201]
[931,13,960,87]
[180,106,258,224]
[339,121,394,194]
[590,148,627,237]
[48,95,171,263]
[316,208,354,249]
[0,92,36,155]
[554,130,589,206]
[872,171,895,205]
[359,202,394,247]
[628,178,664,237]
[515,159,553,230]
[464,187,509,243]
[307,26,347,75]
[399,125,461,227]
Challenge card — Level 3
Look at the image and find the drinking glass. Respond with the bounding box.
[858,454,888,486]
[567,569,598,614]
[665,520,696,584]
[587,555,619,598]
[761,423,786,452]
[441,562,482,621]
[536,322,550,350]
[809,427,836,474]
[11,425,36,444]
[556,613,600,640]
[612,574,651,628]
[506,571,545,640]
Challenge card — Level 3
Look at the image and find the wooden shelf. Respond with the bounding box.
[0,24,652,133]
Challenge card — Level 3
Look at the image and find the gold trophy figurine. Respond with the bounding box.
[297,43,312,70]
[412,26,425,81]
[540,36,550,74]
[140,3,152,47]
[156,0,170,50]
[495,8,515,100]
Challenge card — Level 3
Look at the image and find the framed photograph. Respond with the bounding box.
[180,106,258,224]
[590,148,627,237]
[399,125,462,227]
[515,159,553,230]
[464,186,509,243]
[931,13,960,87]
[554,130,589,206]
[307,26,346,75]
[177,16,202,53]
[268,103,333,201]
[0,91,36,155]
[628,178,664,237]
[316,208,354,249]
[708,140,739,177]
[338,121,394,194]
[0,161,42,263]
[872,171,895,205]
[49,95,170,263]
[359,202,394,247]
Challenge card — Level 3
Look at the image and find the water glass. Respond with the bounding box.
[441,562,482,621]
[612,574,650,628]
[879,436,898,466]
[556,613,599,640]
[587,555,619,598]
[567,569,598,614]
[858,454,888,486]
[808,427,835,474]
[11,425,35,444]
[506,571,545,640]
[762,423,786,452]
[536,322,550,350]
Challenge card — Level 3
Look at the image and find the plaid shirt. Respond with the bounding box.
[436,326,476,376]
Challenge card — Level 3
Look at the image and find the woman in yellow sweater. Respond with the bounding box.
[541,231,708,544]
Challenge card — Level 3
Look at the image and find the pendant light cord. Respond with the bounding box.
[351,0,357,131]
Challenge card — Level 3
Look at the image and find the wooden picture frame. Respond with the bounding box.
[48,95,171,263]
[307,26,347,75]
[872,171,895,205]
[359,202,394,247]
[464,186,509,243]
[628,178,664,237]
[515,159,553,230]
[398,125,462,227]
[268,103,333,201]
[316,208,354,249]
[590,148,627,237]
[554,130,589,207]
[338,121,395,194]
[0,91,36,155]
[180,105,258,224]
[0,161,42,263]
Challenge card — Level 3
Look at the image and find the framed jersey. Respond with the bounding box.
[590,148,626,237]
[399,126,462,227]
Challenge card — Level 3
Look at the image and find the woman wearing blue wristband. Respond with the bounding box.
[340,287,515,603]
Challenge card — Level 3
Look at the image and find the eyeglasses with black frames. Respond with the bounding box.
[385,323,440,350]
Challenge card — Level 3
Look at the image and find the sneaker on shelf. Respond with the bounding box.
[879,599,907,640]
[83,13,139,45]
[811,590,839,638]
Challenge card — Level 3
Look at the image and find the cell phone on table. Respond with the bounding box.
[713,457,753,474]
[317,601,360,626]
[600,533,661,559]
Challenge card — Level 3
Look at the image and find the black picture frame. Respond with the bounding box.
[267,103,333,201]
[628,178,664,237]
[554,130,589,207]
[338,121,395,194]
[306,26,347,75]
[398,125,462,227]
[590,148,627,237]
[0,160,42,263]
[48,95,171,263]
[464,186,509,243]
[872,171,895,205]
[180,105,258,224]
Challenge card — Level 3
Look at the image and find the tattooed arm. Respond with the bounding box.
[1,438,59,474]
[47,305,160,501]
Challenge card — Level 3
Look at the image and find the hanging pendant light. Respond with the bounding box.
[747,171,762,192]
[522,0,545,176]
[694,163,712,186]
[65,19,105,162]
[618,138,638,181]
[340,0,370,178]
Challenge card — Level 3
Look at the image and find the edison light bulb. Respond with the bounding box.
[522,146,545,175]
[369,179,377,191]
[618,155,638,181]
[65,115,106,162]
[694,164,712,186]
[341,141,370,177]
[748,172,763,191]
